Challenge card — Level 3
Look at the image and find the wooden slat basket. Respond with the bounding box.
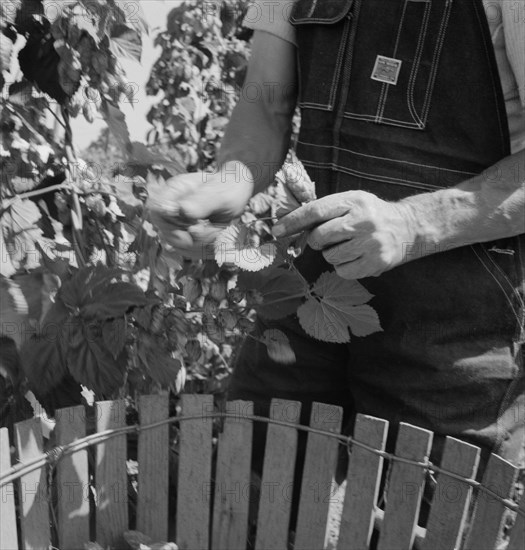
[1,394,523,550]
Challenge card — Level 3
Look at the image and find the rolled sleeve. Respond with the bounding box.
[243,0,297,45]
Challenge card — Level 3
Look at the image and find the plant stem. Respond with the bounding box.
[257,292,306,308]
[1,184,71,209]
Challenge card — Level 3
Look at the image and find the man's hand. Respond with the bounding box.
[272,191,416,279]
[148,161,254,260]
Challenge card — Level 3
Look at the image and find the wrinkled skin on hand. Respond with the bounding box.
[147,168,254,260]
[272,190,416,279]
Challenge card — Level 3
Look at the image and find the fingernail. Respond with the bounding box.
[272,224,285,237]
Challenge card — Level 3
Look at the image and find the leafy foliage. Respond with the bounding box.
[145,0,251,171]
[1,0,381,413]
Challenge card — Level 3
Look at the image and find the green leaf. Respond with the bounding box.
[2,198,43,271]
[102,317,127,359]
[248,192,273,215]
[185,339,201,362]
[132,303,156,330]
[238,267,308,320]
[0,33,14,74]
[0,231,16,277]
[128,142,184,175]
[297,272,382,343]
[262,329,296,365]
[137,336,182,386]
[110,26,142,62]
[66,321,125,395]
[19,299,70,395]
[273,179,300,218]
[202,314,225,344]
[58,266,147,321]
[59,266,119,310]
[81,282,148,320]
[182,277,201,303]
[101,101,132,155]
[209,280,227,302]
[71,13,100,44]
[214,225,277,272]
[0,0,21,28]
[217,309,237,330]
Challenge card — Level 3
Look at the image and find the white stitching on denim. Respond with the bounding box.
[342,111,424,129]
[421,0,452,124]
[329,15,352,110]
[471,245,524,329]
[297,139,478,175]
[379,0,410,122]
[300,159,442,190]
[407,1,431,128]
[291,0,354,24]
[299,101,333,110]
[306,0,318,18]
[514,236,525,342]
[480,243,525,313]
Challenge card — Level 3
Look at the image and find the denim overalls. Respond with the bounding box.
[230,0,525,469]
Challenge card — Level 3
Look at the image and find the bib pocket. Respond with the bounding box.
[290,0,354,111]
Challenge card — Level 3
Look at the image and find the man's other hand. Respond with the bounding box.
[148,161,254,260]
[272,190,416,279]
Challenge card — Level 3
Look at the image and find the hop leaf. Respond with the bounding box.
[273,157,316,218]
[273,179,301,218]
[182,277,201,303]
[281,160,316,203]
[2,198,43,271]
[214,224,276,272]
[238,267,308,320]
[137,336,183,385]
[262,329,296,365]
[297,272,382,343]
[217,309,238,330]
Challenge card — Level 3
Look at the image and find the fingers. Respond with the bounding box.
[272,195,350,237]
[308,217,353,250]
[322,240,363,265]
[334,257,386,279]
[147,174,203,218]
[188,223,225,243]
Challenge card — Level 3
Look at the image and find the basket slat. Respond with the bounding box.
[137,393,169,541]
[212,400,253,550]
[177,394,213,550]
[95,400,128,548]
[464,454,518,550]
[507,491,525,550]
[15,418,51,549]
[338,414,389,550]
[0,427,18,550]
[255,399,302,550]
[422,437,480,550]
[55,405,90,549]
[377,423,433,550]
[294,402,343,550]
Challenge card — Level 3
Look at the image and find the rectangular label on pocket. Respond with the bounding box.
[371,55,402,85]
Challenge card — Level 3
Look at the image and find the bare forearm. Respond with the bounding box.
[218,93,295,193]
[217,31,297,194]
[400,150,525,258]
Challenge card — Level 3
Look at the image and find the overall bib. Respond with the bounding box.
[230,0,525,469]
